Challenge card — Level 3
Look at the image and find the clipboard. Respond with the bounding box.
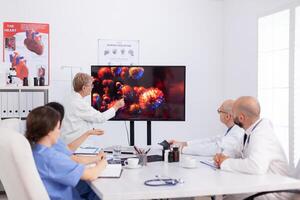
[74,146,101,155]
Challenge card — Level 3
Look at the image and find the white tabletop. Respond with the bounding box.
[90,156,300,200]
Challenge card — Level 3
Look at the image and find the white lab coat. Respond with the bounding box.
[221,118,291,200]
[182,125,244,157]
[61,92,116,144]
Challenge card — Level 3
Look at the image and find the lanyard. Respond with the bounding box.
[224,125,234,136]
[242,119,263,155]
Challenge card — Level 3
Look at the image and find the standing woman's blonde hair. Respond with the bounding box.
[73,72,92,92]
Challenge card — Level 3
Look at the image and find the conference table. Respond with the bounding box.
[90,154,300,200]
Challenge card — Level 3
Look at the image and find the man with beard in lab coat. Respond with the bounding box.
[170,99,244,158]
[214,96,290,200]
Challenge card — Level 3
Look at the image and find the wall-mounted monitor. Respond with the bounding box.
[91,65,185,121]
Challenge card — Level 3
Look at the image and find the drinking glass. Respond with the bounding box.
[113,145,122,161]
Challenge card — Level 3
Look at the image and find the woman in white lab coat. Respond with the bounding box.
[61,72,124,144]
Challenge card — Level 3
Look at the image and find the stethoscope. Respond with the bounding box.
[144,175,184,186]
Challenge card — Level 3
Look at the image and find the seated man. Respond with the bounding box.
[170,99,244,157]
[214,96,290,200]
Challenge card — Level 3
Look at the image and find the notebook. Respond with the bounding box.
[99,164,123,178]
[74,146,101,155]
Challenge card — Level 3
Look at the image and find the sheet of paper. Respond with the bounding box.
[99,164,123,178]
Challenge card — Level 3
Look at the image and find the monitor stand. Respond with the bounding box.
[129,121,152,146]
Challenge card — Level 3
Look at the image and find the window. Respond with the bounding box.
[294,6,300,164]
[258,6,300,166]
[258,10,290,160]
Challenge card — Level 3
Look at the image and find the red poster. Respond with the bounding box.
[3,22,50,86]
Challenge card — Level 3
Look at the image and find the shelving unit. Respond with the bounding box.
[0,86,49,119]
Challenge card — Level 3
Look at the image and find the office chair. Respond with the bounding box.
[243,160,300,200]
[0,118,26,193]
[0,118,25,134]
[0,127,49,200]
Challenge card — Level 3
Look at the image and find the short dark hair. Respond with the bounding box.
[45,102,65,124]
[25,106,60,146]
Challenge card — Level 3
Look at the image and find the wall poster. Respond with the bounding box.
[98,39,139,65]
[3,22,49,86]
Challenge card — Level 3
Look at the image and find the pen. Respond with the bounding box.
[216,141,224,154]
[199,161,217,170]
[145,148,151,154]
[133,146,141,154]
[219,148,224,154]
[93,148,99,153]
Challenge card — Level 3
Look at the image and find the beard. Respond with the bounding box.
[234,117,244,129]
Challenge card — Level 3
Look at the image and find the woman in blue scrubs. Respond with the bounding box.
[46,102,105,198]
[25,106,106,200]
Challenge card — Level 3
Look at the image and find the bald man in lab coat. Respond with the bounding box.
[214,96,290,200]
[170,99,244,158]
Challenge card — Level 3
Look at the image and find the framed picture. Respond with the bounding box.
[3,22,50,86]
[98,39,139,65]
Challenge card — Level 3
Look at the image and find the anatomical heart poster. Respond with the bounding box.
[3,22,49,86]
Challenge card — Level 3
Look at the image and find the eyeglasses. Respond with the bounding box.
[217,109,227,114]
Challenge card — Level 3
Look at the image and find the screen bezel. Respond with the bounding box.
[91,65,186,121]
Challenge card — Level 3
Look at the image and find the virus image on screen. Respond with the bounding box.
[91,66,185,121]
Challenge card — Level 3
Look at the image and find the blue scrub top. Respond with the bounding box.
[33,144,84,200]
[53,138,72,156]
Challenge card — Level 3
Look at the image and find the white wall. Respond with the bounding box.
[0,0,225,146]
[223,0,299,99]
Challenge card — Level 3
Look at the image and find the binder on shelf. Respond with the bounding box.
[7,92,14,118]
[26,92,33,116]
[1,92,8,118]
[0,93,2,118]
[20,92,27,118]
[32,92,44,109]
[11,92,19,118]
